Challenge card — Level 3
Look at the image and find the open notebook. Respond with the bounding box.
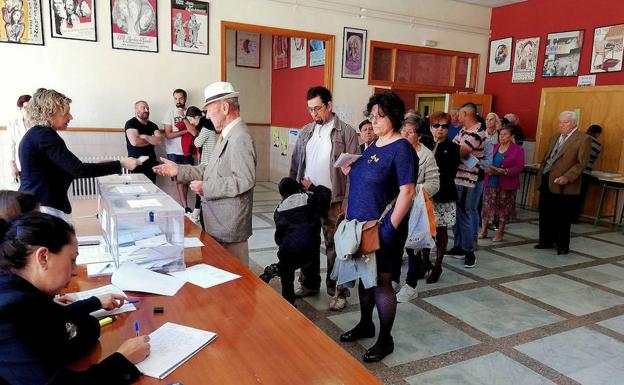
[136,322,217,379]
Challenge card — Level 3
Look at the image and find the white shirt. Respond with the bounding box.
[559,127,577,145]
[162,108,186,155]
[220,117,242,141]
[304,121,333,190]
[8,108,28,168]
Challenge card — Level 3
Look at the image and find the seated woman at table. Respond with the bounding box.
[0,190,39,221]
[0,212,150,385]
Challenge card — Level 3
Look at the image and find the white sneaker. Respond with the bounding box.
[190,209,201,223]
[329,296,347,311]
[396,285,418,303]
[392,281,401,293]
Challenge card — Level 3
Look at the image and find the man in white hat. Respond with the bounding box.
[154,82,257,265]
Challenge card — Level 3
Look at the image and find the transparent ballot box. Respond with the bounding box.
[96,173,152,189]
[97,180,162,219]
[99,192,185,273]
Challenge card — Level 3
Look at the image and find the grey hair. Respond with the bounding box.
[24,88,72,127]
[486,112,500,123]
[504,113,519,125]
[451,107,460,113]
[224,97,240,111]
[559,110,577,123]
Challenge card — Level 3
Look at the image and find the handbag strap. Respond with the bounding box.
[377,197,398,223]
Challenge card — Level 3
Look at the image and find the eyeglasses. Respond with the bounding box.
[367,113,387,122]
[400,128,417,136]
[431,123,450,129]
[307,105,326,114]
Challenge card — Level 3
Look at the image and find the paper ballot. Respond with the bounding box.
[111,262,185,296]
[333,153,361,168]
[136,322,217,379]
[184,237,204,248]
[64,284,136,318]
[170,264,240,289]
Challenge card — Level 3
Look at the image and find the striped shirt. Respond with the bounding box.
[584,136,602,174]
[453,122,486,188]
[194,117,217,165]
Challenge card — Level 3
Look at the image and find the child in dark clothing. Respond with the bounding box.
[259,177,331,305]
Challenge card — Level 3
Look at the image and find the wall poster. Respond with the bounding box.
[309,39,325,67]
[488,37,512,73]
[341,27,367,79]
[542,30,584,77]
[1,0,44,45]
[591,24,624,73]
[171,0,208,55]
[236,30,260,68]
[272,35,288,69]
[50,0,96,41]
[289,37,306,68]
[111,0,158,52]
[512,37,540,83]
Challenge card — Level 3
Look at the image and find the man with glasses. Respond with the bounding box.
[289,86,359,311]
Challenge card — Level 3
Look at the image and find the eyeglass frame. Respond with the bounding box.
[367,113,387,123]
[307,104,327,114]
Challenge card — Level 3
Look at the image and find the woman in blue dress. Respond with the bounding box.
[338,92,417,362]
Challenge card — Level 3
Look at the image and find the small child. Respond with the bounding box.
[259,177,330,305]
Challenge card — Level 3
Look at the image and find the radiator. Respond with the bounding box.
[69,156,128,200]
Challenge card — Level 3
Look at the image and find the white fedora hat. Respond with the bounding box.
[202,82,240,108]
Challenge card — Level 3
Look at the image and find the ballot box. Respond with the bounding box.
[98,191,185,273]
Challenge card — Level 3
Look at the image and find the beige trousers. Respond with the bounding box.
[221,241,249,266]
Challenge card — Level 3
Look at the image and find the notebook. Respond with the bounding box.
[136,322,217,379]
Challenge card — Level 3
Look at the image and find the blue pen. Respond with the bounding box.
[134,320,140,336]
[128,299,140,304]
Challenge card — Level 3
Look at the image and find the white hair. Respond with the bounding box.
[504,113,519,125]
[486,112,500,122]
[559,110,577,123]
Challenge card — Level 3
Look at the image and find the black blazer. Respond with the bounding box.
[19,125,122,214]
[0,272,139,385]
[433,138,461,203]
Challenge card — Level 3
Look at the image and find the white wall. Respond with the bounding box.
[0,0,491,129]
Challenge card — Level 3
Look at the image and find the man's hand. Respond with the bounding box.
[153,157,179,177]
[190,180,204,196]
[10,161,19,180]
[301,177,313,191]
[554,175,569,185]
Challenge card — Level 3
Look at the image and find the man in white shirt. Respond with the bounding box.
[162,89,197,213]
[7,95,31,184]
[289,86,359,311]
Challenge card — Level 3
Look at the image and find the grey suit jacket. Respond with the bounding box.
[178,119,257,243]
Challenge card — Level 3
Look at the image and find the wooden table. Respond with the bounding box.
[593,175,624,226]
[68,221,381,385]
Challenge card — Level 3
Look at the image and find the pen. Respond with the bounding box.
[99,317,115,327]
[128,299,140,304]
[134,320,140,336]
[98,263,112,274]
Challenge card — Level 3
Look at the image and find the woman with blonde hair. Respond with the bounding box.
[19,88,139,220]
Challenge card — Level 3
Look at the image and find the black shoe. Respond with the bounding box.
[184,207,192,214]
[557,247,570,255]
[339,323,376,342]
[259,263,279,283]
[534,243,554,249]
[362,337,394,363]
[426,267,442,284]
[463,252,476,268]
[446,246,465,256]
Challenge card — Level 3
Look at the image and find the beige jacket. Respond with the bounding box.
[537,129,591,195]
[178,119,257,242]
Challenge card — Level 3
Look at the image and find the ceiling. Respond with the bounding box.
[452,0,527,8]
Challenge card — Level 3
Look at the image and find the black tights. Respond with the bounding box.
[356,272,395,344]
[434,226,448,269]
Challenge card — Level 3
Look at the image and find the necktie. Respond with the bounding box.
[543,133,568,174]
[216,134,223,145]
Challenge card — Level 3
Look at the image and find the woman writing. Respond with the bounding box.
[479,126,525,241]
[19,88,139,220]
[0,212,150,385]
[338,92,416,362]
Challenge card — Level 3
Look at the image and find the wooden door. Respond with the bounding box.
[450,93,492,115]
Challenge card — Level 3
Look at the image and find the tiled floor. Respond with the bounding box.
[72,182,624,385]
[245,182,624,385]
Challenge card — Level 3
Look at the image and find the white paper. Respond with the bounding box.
[184,237,204,248]
[127,198,163,208]
[64,284,136,318]
[138,155,150,164]
[461,154,479,169]
[87,262,116,277]
[112,262,185,296]
[170,264,241,289]
[333,153,362,168]
[136,322,217,379]
[115,185,147,194]
[135,234,168,248]
[77,246,113,265]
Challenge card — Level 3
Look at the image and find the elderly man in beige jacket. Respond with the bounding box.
[154,82,257,265]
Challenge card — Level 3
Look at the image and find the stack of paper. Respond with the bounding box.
[111,262,186,296]
[170,264,240,289]
[136,322,217,379]
[64,284,136,318]
[77,236,112,265]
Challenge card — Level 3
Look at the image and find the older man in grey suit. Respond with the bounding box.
[154,82,257,265]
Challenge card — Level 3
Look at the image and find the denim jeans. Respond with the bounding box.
[472,180,485,241]
[453,185,481,253]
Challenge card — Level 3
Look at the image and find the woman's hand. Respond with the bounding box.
[120,157,140,171]
[153,157,179,177]
[97,293,126,310]
[340,163,352,176]
[117,336,151,364]
[485,167,495,176]
[54,294,76,305]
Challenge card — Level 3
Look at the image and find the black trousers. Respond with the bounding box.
[278,250,315,304]
[538,173,577,249]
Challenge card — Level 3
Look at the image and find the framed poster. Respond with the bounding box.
[50,0,96,41]
[542,30,584,77]
[591,24,624,73]
[235,31,260,68]
[512,37,540,83]
[488,37,512,73]
[290,37,306,68]
[171,0,208,55]
[341,27,367,79]
[110,0,158,53]
[0,0,44,45]
[272,35,288,70]
[309,39,325,67]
